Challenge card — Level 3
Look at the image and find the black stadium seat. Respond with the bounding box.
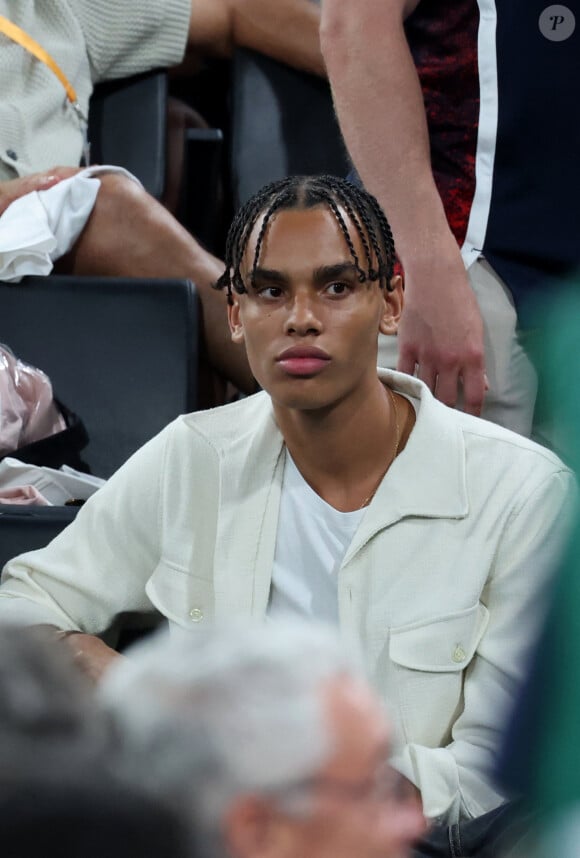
[230,48,350,208]
[0,275,199,479]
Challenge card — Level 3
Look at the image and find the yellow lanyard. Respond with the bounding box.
[0,14,88,123]
[0,14,91,163]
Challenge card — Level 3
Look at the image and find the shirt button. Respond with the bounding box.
[452,645,466,663]
[6,149,18,161]
[189,607,204,622]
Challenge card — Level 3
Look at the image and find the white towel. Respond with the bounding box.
[0,166,141,282]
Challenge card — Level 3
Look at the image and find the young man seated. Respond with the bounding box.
[0,176,574,832]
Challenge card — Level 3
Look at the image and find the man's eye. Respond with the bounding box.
[326,282,350,296]
[257,286,283,299]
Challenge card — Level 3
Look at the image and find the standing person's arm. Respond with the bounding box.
[320,0,486,414]
[188,0,325,77]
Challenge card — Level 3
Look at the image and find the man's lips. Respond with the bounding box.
[276,347,331,376]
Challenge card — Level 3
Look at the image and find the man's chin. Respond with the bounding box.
[270,386,342,415]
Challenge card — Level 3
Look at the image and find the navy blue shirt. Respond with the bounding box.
[406,0,580,315]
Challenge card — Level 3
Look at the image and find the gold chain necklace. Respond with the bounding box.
[359,386,401,509]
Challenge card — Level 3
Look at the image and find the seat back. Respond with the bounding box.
[0,276,199,478]
[179,128,225,253]
[231,49,350,207]
[0,506,78,572]
[89,70,167,199]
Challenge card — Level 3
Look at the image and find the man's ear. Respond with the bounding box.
[224,795,296,858]
[228,293,245,344]
[379,274,403,336]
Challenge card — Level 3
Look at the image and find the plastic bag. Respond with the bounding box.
[0,345,66,456]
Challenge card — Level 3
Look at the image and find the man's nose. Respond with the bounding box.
[284,293,321,335]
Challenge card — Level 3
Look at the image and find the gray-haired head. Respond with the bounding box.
[100,620,365,852]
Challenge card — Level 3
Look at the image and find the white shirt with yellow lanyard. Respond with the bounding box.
[0,15,140,281]
[0,14,91,167]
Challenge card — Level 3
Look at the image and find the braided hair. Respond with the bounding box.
[215,175,397,303]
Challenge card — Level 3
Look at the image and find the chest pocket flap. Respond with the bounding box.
[146,560,214,627]
[389,603,489,673]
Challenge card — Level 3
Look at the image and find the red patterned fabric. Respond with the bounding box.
[405,0,479,248]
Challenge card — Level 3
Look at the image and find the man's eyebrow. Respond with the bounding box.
[248,262,359,288]
[250,267,289,286]
[313,262,360,284]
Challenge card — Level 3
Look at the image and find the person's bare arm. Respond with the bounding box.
[0,167,80,217]
[57,632,122,684]
[321,0,486,414]
[188,0,325,77]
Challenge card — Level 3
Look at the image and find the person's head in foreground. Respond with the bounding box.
[0,622,113,773]
[215,174,403,413]
[0,623,195,858]
[101,622,426,858]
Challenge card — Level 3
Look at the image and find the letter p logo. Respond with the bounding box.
[539,5,576,41]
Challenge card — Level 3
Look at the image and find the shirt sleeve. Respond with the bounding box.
[69,0,191,83]
[390,467,577,823]
[0,422,175,634]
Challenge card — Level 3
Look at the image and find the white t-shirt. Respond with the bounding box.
[268,452,365,623]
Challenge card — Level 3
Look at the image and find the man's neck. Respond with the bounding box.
[273,377,409,512]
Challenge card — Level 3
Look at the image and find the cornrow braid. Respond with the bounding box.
[323,195,367,282]
[250,190,296,286]
[321,177,395,285]
[304,175,397,285]
[332,194,375,277]
[214,175,397,303]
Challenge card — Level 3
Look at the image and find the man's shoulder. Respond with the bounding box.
[456,408,569,474]
[447,409,575,514]
[385,367,570,478]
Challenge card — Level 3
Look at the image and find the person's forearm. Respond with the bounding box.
[188,0,325,77]
[59,632,123,683]
[321,0,453,270]
[322,0,487,413]
[34,627,121,684]
[231,0,325,77]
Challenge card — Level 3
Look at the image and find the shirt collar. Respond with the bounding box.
[343,369,469,563]
[217,373,470,570]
